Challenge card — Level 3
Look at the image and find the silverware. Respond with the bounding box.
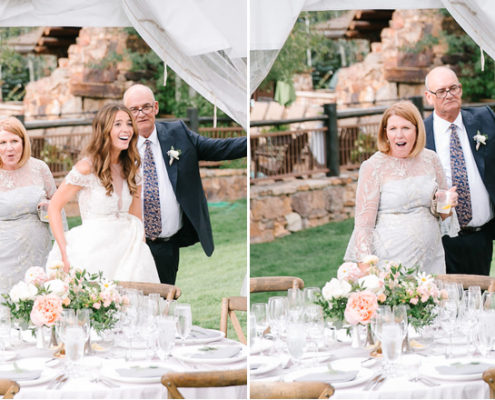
[372,376,386,391]
[54,375,69,390]
[363,373,382,390]
[47,374,66,390]
[91,376,119,388]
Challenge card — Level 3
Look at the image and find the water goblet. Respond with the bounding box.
[303,287,321,305]
[381,322,403,376]
[286,322,306,365]
[251,303,268,338]
[156,316,176,361]
[249,314,256,346]
[303,304,324,354]
[467,286,482,313]
[438,300,458,358]
[65,325,87,377]
[268,296,288,341]
[287,288,304,322]
[159,299,177,317]
[175,304,192,346]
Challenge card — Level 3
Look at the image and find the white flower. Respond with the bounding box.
[474,131,488,151]
[362,255,379,266]
[416,272,434,286]
[322,278,351,300]
[44,279,69,298]
[46,260,64,279]
[24,266,48,286]
[167,146,181,166]
[358,274,384,293]
[337,262,362,282]
[9,281,38,302]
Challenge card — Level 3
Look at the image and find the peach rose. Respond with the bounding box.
[24,267,48,286]
[337,262,363,282]
[344,290,378,325]
[30,294,63,326]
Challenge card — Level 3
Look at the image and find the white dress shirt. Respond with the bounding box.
[138,127,183,238]
[432,111,493,227]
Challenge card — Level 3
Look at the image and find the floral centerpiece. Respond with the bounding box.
[2,263,127,333]
[316,255,446,330]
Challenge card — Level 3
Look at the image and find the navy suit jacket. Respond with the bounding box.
[424,106,495,207]
[155,120,246,256]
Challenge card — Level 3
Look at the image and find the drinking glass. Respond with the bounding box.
[304,304,324,353]
[176,304,192,345]
[159,299,177,317]
[303,287,321,305]
[467,286,482,313]
[381,322,403,374]
[286,322,306,364]
[65,325,86,376]
[268,297,288,340]
[55,309,76,344]
[371,305,391,343]
[0,306,11,351]
[249,314,256,346]
[251,303,268,338]
[156,316,176,360]
[483,292,495,311]
[438,300,458,358]
[458,296,477,354]
[287,288,304,322]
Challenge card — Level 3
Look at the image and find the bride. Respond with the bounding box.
[46,103,159,283]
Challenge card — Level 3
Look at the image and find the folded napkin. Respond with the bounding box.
[189,327,219,339]
[191,346,242,359]
[435,361,495,375]
[115,366,170,378]
[294,370,358,383]
[0,369,42,381]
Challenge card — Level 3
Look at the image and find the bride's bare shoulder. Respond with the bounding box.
[74,158,92,175]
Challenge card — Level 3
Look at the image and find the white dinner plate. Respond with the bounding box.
[173,344,247,365]
[102,361,175,384]
[435,336,467,345]
[284,357,373,389]
[250,339,273,355]
[250,356,281,377]
[0,357,57,387]
[0,351,16,362]
[421,358,494,381]
[182,327,225,345]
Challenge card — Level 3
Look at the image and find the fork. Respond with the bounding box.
[47,374,66,390]
[409,375,440,386]
[363,373,382,390]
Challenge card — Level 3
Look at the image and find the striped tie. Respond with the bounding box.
[449,124,472,227]
[143,139,162,239]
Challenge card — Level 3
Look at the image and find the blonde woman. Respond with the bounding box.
[344,101,458,274]
[0,116,57,284]
[47,104,158,282]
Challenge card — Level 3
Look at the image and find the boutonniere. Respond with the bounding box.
[474,131,488,150]
[167,146,181,165]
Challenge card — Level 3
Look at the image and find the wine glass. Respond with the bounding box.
[0,306,11,351]
[175,304,192,346]
[438,300,458,358]
[159,299,177,317]
[303,304,324,354]
[268,297,288,341]
[381,322,404,375]
[251,303,268,339]
[467,286,482,314]
[371,305,391,343]
[286,322,306,365]
[156,316,176,360]
[303,287,321,305]
[287,288,303,322]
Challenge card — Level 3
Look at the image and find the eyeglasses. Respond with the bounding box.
[129,104,154,115]
[427,84,462,99]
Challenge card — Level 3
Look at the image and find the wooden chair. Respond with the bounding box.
[483,367,495,398]
[435,274,495,291]
[220,296,247,344]
[162,369,246,399]
[0,379,19,399]
[118,281,181,301]
[250,381,334,399]
[250,276,304,293]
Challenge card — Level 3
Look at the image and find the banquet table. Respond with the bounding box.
[250,330,491,399]
[0,326,247,399]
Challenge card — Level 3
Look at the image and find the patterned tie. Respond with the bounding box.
[143,139,162,239]
[449,124,472,227]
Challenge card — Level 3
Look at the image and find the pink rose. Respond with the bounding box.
[93,302,101,309]
[337,262,363,282]
[24,267,48,286]
[30,294,63,326]
[344,290,378,325]
[410,297,419,305]
[377,293,386,302]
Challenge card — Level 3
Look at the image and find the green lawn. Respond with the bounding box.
[250,218,495,304]
[68,198,247,340]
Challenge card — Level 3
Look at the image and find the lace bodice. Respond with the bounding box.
[65,165,142,221]
[347,149,448,262]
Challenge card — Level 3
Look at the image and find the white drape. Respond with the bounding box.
[0,0,248,129]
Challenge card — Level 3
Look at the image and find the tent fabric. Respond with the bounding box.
[250,0,495,97]
[0,0,248,129]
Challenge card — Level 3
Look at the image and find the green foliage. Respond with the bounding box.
[350,132,377,163]
[399,34,439,54]
[87,51,123,70]
[40,144,73,170]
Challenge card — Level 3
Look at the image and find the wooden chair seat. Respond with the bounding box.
[162,369,246,399]
[250,276,304,293]
[0,379,19,399]
[435,274,495,291]
[220,296,247,344]
[118,281,181,301]
[250,381,334,399]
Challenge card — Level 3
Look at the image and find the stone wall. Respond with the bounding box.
[250,172,358,243]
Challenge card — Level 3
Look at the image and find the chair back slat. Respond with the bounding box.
[250,381,334,399]
[220,296,247,344]
[435,274,495,291]
[250,276,304,293]
[118,281,181,300]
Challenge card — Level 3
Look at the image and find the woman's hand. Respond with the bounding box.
[439,186,458,220]
[61,253,71,273]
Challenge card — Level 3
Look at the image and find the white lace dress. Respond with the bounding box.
[46,165,159,283]
[0,158,56,284]
[345,149,458,275]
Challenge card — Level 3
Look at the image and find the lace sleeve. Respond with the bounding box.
[38,160,57,198]
[64,166,92,187]
[344,157,381,262]
[431,151,448,191]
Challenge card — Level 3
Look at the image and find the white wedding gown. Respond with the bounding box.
[345,149,458,275]
[46,164,159,283]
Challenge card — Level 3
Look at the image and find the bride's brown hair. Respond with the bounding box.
[83,104,141,196]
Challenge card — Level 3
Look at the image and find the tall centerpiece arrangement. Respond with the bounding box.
[316,256,445,331]
[2,263,126,334]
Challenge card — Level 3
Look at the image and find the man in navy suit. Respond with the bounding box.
[123,84,246,284]
[424,66,495,275]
